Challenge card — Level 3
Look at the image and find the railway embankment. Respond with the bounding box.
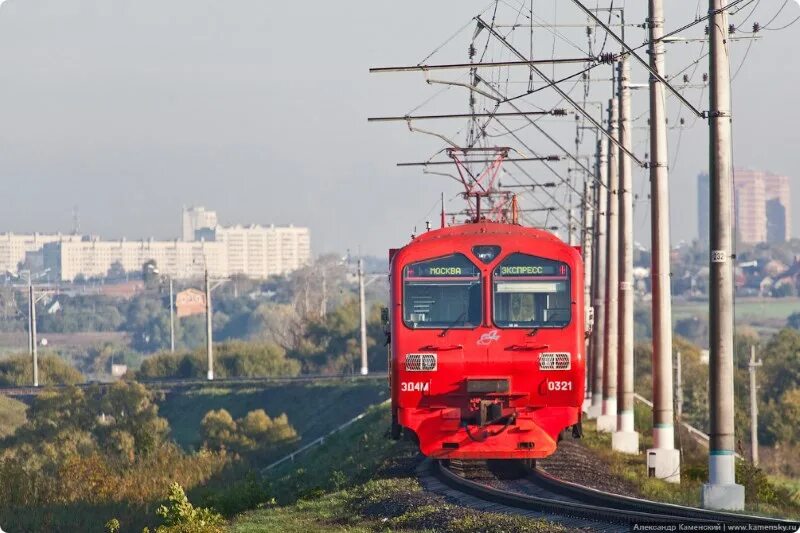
[229,403,568,533]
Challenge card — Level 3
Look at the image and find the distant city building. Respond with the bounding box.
[43,239,227,281]
[175,288,206,318]
[3,208,310,282]
[697,170,792,245]
[182,206,218,242]
[213,224,311,278]
[181,207,311,278]
[0,233,83,274]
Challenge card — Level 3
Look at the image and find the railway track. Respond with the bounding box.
[420,459,798,532]
[0,372,388,397]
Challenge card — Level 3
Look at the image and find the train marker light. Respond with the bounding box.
[472,245,501,264]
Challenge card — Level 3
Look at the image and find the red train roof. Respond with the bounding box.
[409,221,563,246]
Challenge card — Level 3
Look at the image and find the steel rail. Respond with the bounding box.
[432,460,797,527]
[527,466,794,525]
[433,460,695,526]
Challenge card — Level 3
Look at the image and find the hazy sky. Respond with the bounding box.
[0,0,796,255]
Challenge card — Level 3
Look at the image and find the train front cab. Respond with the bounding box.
[389,237,585,459]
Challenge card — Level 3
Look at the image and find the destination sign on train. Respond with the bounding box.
[406,265,478,277]
[496,262,566,277]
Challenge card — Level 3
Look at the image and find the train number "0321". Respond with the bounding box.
[547,381,573,391]
[400,382,430,392]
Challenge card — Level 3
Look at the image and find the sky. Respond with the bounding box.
[0,0,796,255]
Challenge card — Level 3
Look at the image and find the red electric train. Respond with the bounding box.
[388,221,585,459]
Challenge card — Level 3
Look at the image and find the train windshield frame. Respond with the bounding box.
[402,253,482,330]
[492,252,571,329]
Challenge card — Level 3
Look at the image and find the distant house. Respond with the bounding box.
[99,280,144,299]
[175,288,206,318]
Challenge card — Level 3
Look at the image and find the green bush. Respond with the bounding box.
[137,341,300,379]
[0,353,84,386]
[143,483,224,533]
[200,408,297,453]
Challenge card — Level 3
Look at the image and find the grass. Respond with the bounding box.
[672,297,800,324]
[229,404,567,533]
[0,394,27,438]
[581,403,800,519]
[157,379,388,456]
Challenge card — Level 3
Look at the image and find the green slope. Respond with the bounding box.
[157,379,388,455]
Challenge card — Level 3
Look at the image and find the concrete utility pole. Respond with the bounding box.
[702,0,745,510]
[748,346,763,467]
[28,280,39,388]
[598,96,619,433]
[675,351,683,419]
[321,270,328,318]
[205,269,214,381]
[582,179,594,410]
[169,277,175,353]
[358,258,369,376]
[646,0,680,483]
[613,55,639,454]
[588,137,608,419]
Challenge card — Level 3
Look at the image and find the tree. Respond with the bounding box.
[92,381,169,458]
[761,329,800,401]
[107,261,126,281]
[763,389,800,445]
[787,312,800,330]
[200,409,238,450]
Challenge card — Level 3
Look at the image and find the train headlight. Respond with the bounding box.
[539,352,571,371]
[405,353,437,372]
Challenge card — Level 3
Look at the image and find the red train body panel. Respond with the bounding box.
[389,221,585,459]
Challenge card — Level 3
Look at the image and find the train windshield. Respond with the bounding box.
[403,253,482,329]
[492,253,571,328]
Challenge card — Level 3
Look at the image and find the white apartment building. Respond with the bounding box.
[182,207,311,278]
[0,233,84,274]
[214,224,311,278]
[43,239,228,281]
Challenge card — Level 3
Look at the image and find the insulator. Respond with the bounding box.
[702,72,709,83]
[683,74,690,83]
[728,24,736,34]
[586,26,592,36]
[598,52,615,64]
[753,22,761,33]
[468,44,476,59]
[551,109,568,116]
[680,118,686,126]
[704,25,710,35]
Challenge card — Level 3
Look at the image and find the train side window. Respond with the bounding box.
[402,254,482,329]
[492,253,571,328]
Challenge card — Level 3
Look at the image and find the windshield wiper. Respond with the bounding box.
[528,311,564,336]
[439,311,467,337]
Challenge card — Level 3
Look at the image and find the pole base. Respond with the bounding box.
[612,431,640,454]
[701,483,745,511]
[207,370,214,381]
[596,414,616,433]
[646,448,681,483]
[360,367,369,376]
[585,402,603,420]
